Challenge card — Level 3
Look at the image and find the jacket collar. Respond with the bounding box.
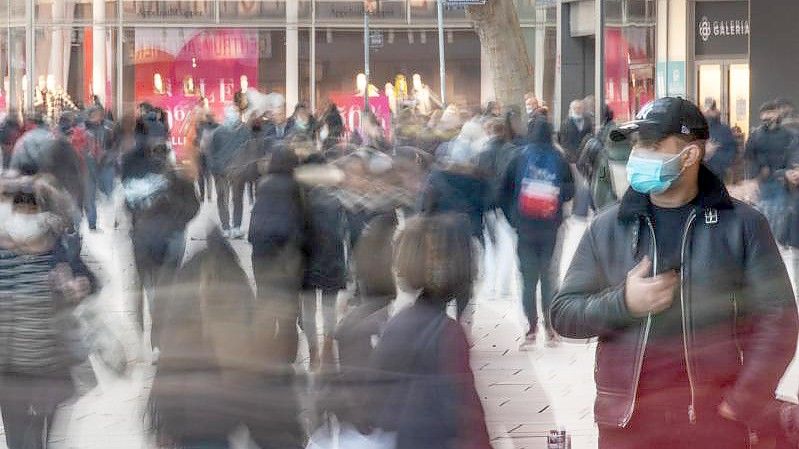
[618,164,734,222]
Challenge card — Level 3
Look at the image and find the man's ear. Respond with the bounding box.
[683,142,705,168]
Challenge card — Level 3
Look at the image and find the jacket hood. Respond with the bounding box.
[527,116,553,144]
[618,164,734,222]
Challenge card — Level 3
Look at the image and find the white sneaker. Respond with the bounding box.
[222,229,232,238]
[232,227,245,239]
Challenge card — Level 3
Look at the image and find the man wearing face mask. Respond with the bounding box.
[743,100,798,242]
[551,97,798,448]
[558,99,593,164]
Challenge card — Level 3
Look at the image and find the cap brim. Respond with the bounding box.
[608,120,662,142]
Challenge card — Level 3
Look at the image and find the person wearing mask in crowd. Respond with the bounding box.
[120,142,200,358]
[369,213,491,449]
[418,138,488,320]
[559,99,593,164]
[208,106,251,238]
[500,117,574,349]
[576,106,630,212]
[0,173,97,449]
[0,110,22,170]
[248,147,305,366]
[262,103,290,141]
[702,98,738,182]
[551,97,798,449]
[744,99,799,243]
[149,228,304,449]
[319,103,345,152]
[135,103,168,148]
[285,102,317,140]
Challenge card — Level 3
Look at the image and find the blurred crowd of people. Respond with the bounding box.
[2,87,799,449]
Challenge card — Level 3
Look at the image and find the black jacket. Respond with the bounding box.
[558,116,593,163]
[705,116,738,181]
[744,124,796,196]
[302,187,348,292]
[418,168,488,239]
[551,166,798,428]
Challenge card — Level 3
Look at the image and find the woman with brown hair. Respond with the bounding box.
[368,213,492,449]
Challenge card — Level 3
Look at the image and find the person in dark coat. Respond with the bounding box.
[552,97,798,449]
[703,99,739,181]
[743,99,798,241]
[500,118,574,348]
[0,111,22,169]
[285,102,317,140]
[208,107,252,238]
[558,99,593,164]
[0,173,97,449]
[121,143,200,354]
[299,167,348,371]
[150,229,303,449]
[368,214,491,449]
[248,147,305,366]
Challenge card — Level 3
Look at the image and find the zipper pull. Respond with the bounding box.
[688,404,697,424]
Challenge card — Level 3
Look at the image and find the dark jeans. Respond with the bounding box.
[599,389,749,449]
[84,157,98,229]
[517,234,557,333]
[213,174,245,230]
[0,375,71,449]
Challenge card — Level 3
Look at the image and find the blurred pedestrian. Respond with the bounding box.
[703,98,738,182]
[552,97,798,449]
[558,99,593,164]
[500,119,574,348]
[75,105,116,231]
[744,99,798,242]
[248,147,305,365]
[285,102,317,140]
[150,229,304,449]
[121,142,200,357]
[209,106,251,238]
[0,110,22,170]
[369,213,491,449]
[0,173,97,449]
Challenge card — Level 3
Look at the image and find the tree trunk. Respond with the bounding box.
[468,0,534,110]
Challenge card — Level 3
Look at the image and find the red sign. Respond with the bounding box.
[134,29,259,158]
[327,92,392,139]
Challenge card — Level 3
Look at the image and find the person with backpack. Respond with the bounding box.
[500,118,574,349]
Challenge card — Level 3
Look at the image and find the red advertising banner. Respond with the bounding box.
[327,92,392,139]
[134,28,259,157]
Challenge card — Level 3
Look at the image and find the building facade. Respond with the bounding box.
[0,0,750,132]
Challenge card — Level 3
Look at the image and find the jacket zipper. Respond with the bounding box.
[732,293,744,365]
[680,211,698,424]
[620,217,657,427]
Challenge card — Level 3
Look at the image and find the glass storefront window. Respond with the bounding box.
[409,0,467,22]
[0,27,27,114]
[313,28,479,131]
[33,26,117,119]
[35,0,119,24]
[122,27,285,152]
[219,0,287,22]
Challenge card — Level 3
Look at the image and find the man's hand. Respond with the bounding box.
[50,263,91,304]
[624,256,678,318]
[718,400,738,422]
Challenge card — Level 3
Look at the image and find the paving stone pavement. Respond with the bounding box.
[0,199,797,449]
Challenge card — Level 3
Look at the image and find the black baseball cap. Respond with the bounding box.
[609,97,709,143]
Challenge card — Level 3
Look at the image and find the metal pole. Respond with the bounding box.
[436,0,446,106]
[25,0,34,113]
[363,10,370,111]
[310,0,317,113]
[594,0,604,132]
[116,0,123,120]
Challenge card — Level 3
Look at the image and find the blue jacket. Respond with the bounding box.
[418,168,488,239]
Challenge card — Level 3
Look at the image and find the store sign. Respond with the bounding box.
[317,1,404,20]
[128,1,212,20]
[444,0,486,5]
[369,31,384,48]
[695,1,749,56]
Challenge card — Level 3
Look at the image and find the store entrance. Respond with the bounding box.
[697,61,750,137]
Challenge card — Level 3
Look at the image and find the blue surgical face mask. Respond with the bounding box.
[626,146,689,195]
